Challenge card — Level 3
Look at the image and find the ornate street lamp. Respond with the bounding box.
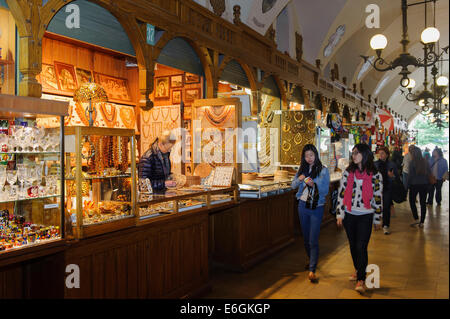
[361,0,448,88]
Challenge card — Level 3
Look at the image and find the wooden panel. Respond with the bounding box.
[240,199,270,260]
[268,193,294,246]
[0,265,23,298]
[210,207,239,265]
[64,209,209,298]
[92,252,106,298]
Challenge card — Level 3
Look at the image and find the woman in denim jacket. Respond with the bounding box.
[291,144,330,283]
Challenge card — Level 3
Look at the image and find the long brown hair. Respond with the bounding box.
[410,147,428,176]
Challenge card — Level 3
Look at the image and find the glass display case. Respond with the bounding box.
[64,126,136,238]
[137,186,238,223]
[0,94,68,253]
[238,180,292,199]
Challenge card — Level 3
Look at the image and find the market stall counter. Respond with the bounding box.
[209,180,296,272]
[64,185,238,299]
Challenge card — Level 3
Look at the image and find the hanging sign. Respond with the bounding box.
[146,24,155,46]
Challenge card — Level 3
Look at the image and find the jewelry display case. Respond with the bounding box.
[0,94,68,253]
[137,186,238,224]
[238,181,292,199]
[64,126,136,238]
[192,98,242,184]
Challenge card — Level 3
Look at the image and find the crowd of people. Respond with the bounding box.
[291,143,449,294]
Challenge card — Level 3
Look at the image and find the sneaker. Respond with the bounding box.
[355,280,366,294]
[308,272,318,283]
[419,223,424,228]
[349,273,357,281]
[383,226,390,235]
[410,220,420,227]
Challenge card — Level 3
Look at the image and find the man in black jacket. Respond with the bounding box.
[139,131,176,193]
[375,146,398,235]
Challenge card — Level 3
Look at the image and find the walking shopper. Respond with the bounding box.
[291,144,330,283]
[336,143,383,294]
[427,148,448,206]
[402,145,415,190]
[408,147,431,227]
[375,146,398,235]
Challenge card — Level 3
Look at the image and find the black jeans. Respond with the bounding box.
[409,184,428,223]
[343,213,373,281]
[382,190,392,227]
[427,179,444,205]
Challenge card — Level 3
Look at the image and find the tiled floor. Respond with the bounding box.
[204,184,449,299]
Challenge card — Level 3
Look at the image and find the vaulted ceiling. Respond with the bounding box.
[195,0,449,122]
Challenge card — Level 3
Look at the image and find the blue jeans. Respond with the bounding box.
[298,201,324,273]
[402,172,409,190]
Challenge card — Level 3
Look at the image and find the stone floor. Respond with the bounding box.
[204,183,449,299]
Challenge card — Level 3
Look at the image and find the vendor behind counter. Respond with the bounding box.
[138,130,177,193]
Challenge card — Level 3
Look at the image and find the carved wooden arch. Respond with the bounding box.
[271,74,288,110]
[153,33,214,100]
[216,58,257,92]
[7,0,153,107]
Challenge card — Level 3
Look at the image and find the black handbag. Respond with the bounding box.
[391,175,407,203]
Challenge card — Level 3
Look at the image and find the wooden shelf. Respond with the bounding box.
[0,59,14,65]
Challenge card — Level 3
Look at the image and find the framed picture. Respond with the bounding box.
[38,63,60,95]
[184,105,192,119]
[185,88,201,102]
[54,61,78,94]
[170,74,184,88]
[76,68,94,86]
[172,89,182,104]
[154,76,170,99]
[185,72,200,84]
[94,72,132,104]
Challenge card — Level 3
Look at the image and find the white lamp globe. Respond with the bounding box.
[407,79,416,89]
[418,99,425,107]
[370,34,388,50]
[436,76,449,87]
[421,27,440,44]
[442,96,449,105]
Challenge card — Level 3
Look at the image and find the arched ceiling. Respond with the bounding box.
[194,0,449,121]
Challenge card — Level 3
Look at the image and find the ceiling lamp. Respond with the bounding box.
[436,75,449,87]
[361,0,448,88]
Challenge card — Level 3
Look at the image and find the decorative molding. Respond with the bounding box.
[210,0,225,17]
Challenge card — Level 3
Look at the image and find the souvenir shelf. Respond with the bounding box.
[64,126,136,238]
[238,181,292,199]
[0,94,68,254]
[137,186,238,224]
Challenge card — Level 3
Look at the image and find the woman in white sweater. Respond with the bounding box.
[336,143,383,294]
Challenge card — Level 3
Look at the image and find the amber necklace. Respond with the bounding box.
[142,124,151,139]
[141,110,150,124]
[151,107,160,122]
[161,107,170,121]
[75,102,90,126]
[100,103,117,128]
[204,105,233,127]
[120,107,135,129]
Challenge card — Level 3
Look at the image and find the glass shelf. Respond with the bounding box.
[65,174,131,181]
[1,151,60,155]
[0,194,61,204]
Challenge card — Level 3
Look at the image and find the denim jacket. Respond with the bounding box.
[291,166,330,206]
